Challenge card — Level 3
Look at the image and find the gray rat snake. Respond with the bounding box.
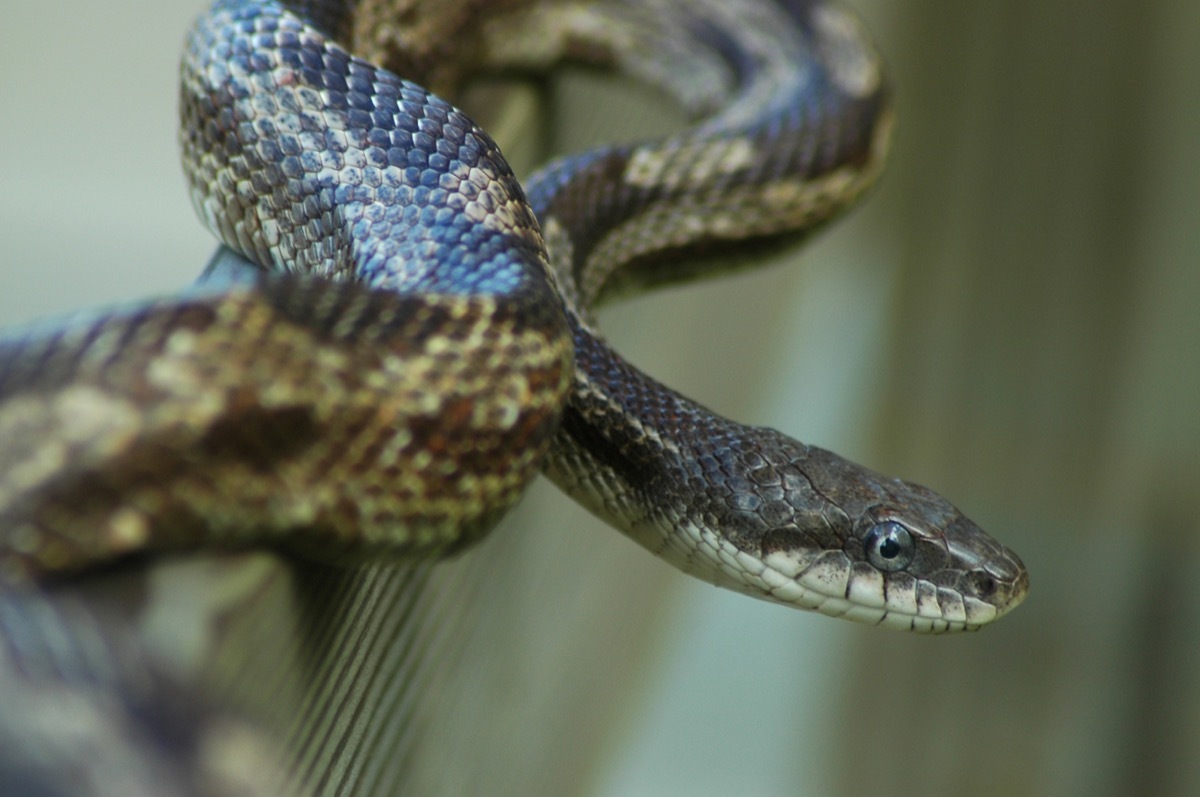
[0,0,1027,633]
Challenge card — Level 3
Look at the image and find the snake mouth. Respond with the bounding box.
[874,557,1030,633]
[748,547,1028,633]
[870,561,1030,633]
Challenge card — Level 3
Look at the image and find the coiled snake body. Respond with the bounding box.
[0,0,1026,632]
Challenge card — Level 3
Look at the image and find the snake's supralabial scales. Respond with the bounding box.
[0,0,1027,633]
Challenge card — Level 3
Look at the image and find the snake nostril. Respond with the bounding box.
[968,571,998,599]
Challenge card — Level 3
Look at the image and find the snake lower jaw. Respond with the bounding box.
[727,570,1027,633]
[745,553,1026,633]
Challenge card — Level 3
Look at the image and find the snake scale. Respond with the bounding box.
[2,0,1032,792]
[0,3,1027,631]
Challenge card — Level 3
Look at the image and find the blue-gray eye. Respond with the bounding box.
[864,521,914,571]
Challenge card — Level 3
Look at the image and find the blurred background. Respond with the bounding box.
[1,1,1197,795]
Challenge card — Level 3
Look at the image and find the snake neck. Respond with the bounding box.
[541,315,814,588]
[549,320,718,518]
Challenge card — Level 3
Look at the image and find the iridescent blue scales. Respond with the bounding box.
[0,0,1026,630]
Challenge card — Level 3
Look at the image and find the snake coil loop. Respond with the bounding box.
[0,0,1027,631]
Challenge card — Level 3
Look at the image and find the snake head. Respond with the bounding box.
[796,444,1028,631]
[676,434,1029,632]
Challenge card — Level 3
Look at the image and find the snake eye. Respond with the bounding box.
[864,521,914,571]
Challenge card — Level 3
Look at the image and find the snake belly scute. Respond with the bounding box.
[0,0,1028,631]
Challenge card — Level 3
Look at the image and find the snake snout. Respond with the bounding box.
[969,553,1030,620]
[944,519,1030,622]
